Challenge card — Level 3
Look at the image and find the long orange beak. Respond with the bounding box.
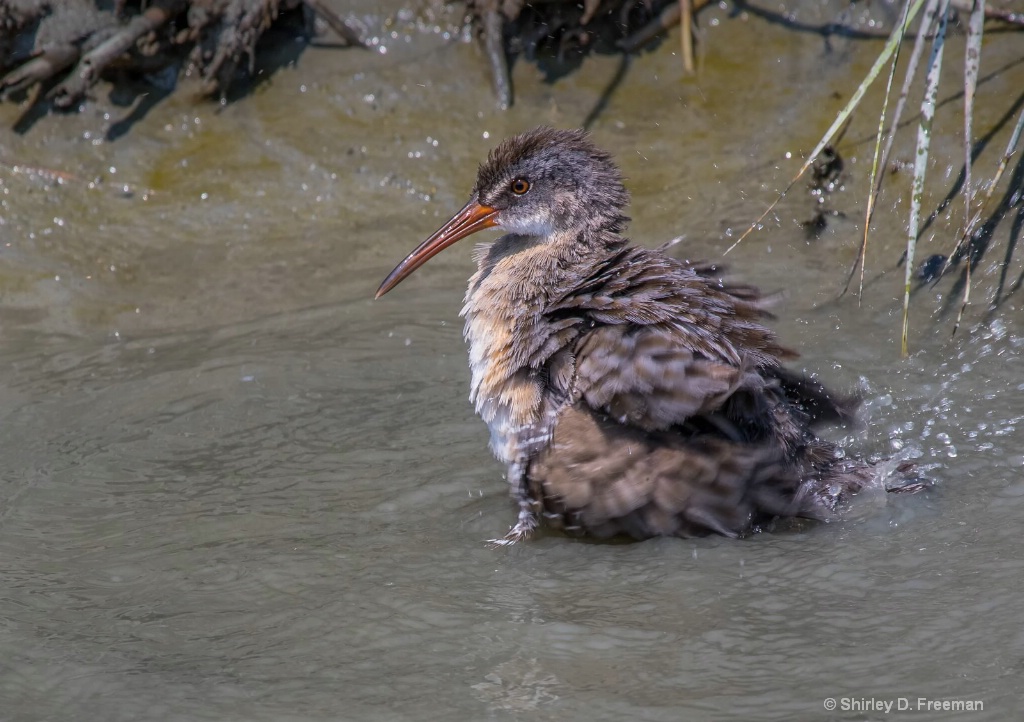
[375,200,500,299]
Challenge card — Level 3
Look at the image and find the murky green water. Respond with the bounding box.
[2,2,1023,720]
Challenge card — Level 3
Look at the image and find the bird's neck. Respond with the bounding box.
[459,230,620,462]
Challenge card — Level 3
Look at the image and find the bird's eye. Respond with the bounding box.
[511,178,530,195]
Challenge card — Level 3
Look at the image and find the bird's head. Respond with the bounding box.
[376,127,629,298]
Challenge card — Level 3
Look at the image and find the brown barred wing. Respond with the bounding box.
[527,406,804,539]
[571,324,768,432]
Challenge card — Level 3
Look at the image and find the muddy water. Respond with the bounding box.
[2,2,1024,720]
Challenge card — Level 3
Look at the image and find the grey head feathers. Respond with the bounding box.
[473,127,631,237]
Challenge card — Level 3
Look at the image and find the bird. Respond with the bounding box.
[375,126,917,545]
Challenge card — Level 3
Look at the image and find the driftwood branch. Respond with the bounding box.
[303,0,366,47]
[482,8,511,110]
[52,0,185,109]
[0,46,81,98]
[619,0,710,52]
[199,1,276,97]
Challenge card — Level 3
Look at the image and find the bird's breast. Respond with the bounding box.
[460,237,585,465]
[461,302,546,463]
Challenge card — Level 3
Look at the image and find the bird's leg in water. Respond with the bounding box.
[487,458,538,546]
